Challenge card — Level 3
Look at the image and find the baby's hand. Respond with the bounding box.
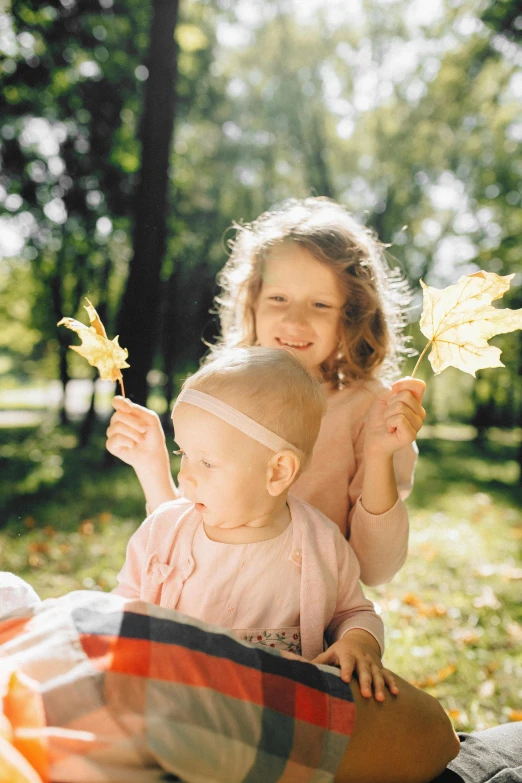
[312,629,398,702]
[365,377,426,457]
[106,397,168,470]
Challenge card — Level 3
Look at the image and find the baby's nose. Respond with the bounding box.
[179,463,196,488]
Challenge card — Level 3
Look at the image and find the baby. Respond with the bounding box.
[114,347,396,700]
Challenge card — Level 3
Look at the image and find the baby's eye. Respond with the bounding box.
[314,301,331,309]
[201,460,214,469]
[268,295,286,303]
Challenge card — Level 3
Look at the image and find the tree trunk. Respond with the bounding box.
[116,0,180,405]
[79,383,97,447]
[57,340,70,426]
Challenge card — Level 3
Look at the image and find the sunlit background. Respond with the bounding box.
[1,0,521,423]
[1,0,522,732]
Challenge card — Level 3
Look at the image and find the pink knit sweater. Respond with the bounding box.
[114,494,385,661]
[291,379,418,586]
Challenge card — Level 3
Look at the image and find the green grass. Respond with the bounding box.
[1,422,521,732]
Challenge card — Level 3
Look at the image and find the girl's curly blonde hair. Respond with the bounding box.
[212,197,412,385]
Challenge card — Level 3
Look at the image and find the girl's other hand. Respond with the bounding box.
[312,629,398,702]
[106,397,168,470]
[364,377,426,457]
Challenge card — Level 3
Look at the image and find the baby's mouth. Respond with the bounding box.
[276,337,313,350]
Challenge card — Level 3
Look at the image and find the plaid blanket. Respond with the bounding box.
[0,591,356,782]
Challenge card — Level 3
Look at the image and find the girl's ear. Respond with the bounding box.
[266,451,301,497]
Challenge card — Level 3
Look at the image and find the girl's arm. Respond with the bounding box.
[106,397,179,512]
[360,378,425,514]
[347,379,425,586]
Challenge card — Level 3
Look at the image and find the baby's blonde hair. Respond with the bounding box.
[181,346,326,467]
[214,197,411,385]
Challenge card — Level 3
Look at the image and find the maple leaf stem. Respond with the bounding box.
[118,373,126,399]
[411,339,433,378]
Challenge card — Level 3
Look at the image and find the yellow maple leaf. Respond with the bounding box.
[413,271,522,377]
[57,299,129,395]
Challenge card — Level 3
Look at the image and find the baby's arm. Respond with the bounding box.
[313,538,394,701]
[106,397,179,512]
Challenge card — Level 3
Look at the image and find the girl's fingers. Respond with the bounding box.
[109,411,148,435]
[112,395,134,411]
[383,669,399,696]
[391,377,426,401]
[387,390,427,420]
[384,406,424,432]
[106,434,135,454]
[106,421,145,445]
[384,415,419,441]
[112,396,157,421]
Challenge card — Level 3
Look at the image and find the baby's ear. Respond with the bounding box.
[266,450,301,497]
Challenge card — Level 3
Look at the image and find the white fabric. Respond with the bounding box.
[0,571,41,617]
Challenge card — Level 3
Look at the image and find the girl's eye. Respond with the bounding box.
[201,460,214,469]
[269,295,286,302]
[314,302,331,309]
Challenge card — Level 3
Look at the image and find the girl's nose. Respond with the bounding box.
[282,302,307,327]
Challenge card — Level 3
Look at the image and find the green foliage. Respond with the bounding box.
[1,0,521,420]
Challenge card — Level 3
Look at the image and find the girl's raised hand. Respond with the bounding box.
[312,629,398,701]
[364,377,426,457]
[106,397,168,470]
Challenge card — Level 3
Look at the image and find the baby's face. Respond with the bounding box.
[172,402,273,531]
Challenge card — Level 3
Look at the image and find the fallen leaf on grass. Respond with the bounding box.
[508,710,522,722]
[402,593,447,618]
[447,709,461,721]
[79,521,94,536]
[413,271,522,377]
[451,628,481,646]
[412,664,457,689]
[58,299,129,395]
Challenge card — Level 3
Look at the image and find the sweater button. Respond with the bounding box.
[292,549,302,563]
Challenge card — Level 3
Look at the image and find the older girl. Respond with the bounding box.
[107,197,425,586]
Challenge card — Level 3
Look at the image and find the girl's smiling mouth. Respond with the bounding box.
[276,337,313,350]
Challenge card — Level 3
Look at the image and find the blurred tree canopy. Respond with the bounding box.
[0,0,521,436]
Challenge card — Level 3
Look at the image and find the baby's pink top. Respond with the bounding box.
[176,520,303,653]
[291,378,417,586]
[114,494,384,661]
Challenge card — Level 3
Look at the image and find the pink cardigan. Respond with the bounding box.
[291,379,418,586]
[114,494,385,661]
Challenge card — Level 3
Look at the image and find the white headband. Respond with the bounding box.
[176,388,303,458]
